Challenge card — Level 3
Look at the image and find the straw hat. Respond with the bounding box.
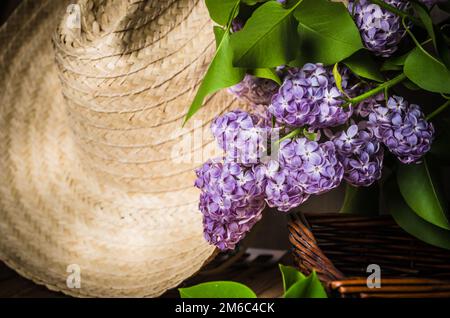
[0,0,243,297]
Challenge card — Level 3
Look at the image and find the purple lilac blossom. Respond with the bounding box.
[251,104,275,128]
[368,96,435,164]
[231,18,244,33]
[195,159,266,250]
[271,138,343,198]
[354,92,385,118]
[211,110,271,165]
[228,75,280,106]
[264,159,310,212]
[294,139,344,194]
[348,0,410,57]
[333,124,384,186]
[269,63,353,129]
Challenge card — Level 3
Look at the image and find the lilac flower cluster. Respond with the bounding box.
[210,110,271,165]
[369,96,435,164]
[264,138,343,211]
[348,0,410,57]
[198,62,435,250]
[195,160,266,250]
[264,159,310,212]
[193,0,444,252]
[279,138,344,195]
[197,109,346,249]
[195,109,273,250]
[332,124,384,186]
[354,92,385,118]
[228,75,280,106]
[269,63,353,128]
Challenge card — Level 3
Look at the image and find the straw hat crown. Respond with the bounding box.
[54,0,227,192]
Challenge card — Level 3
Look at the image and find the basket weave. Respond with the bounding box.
[288,213,450,298]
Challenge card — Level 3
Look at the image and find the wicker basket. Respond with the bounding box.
[288,213,450,298]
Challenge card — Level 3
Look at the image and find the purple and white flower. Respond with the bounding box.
[276,138,344,196]
[333,124,384,187]
[195,160,266,250]
[264,159,310,212]
[348,0,410,57]
[295,139,344,194]
[354,92,385,118]
[269,63,353,128]
[228,75,280,106]
[369,96,435,164]
[211,110,271,165]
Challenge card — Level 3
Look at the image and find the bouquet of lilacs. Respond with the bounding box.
[186,0,450,251]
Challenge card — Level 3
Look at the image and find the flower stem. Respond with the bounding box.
[426,100,450,120]
[345,73,407,106]
[225,2,240,31]
[276,128,302,145]
[368,0,421,26]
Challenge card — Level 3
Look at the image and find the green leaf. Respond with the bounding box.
[404,47,450,94]
[397,159,450,230]
[230,1,301,68]
[435,29,450,70]
[385,177,450,250]
[381,52,408,71]
[340,183,380,216]
[402,79,421,91]
[279,264,305,292]
[184,27,245,124]
[412,2,436,50]
[179,281,257,298]
[411,2,450,69]
[284,271,327,298]
[293,0,363,65]
[205,0,240,26]
[250,68,282,85]
[333,63,345,95]
[343,50,384,82]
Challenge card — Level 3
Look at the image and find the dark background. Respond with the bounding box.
[0,0,20,25]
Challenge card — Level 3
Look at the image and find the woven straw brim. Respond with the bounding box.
[0,0,242,297]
